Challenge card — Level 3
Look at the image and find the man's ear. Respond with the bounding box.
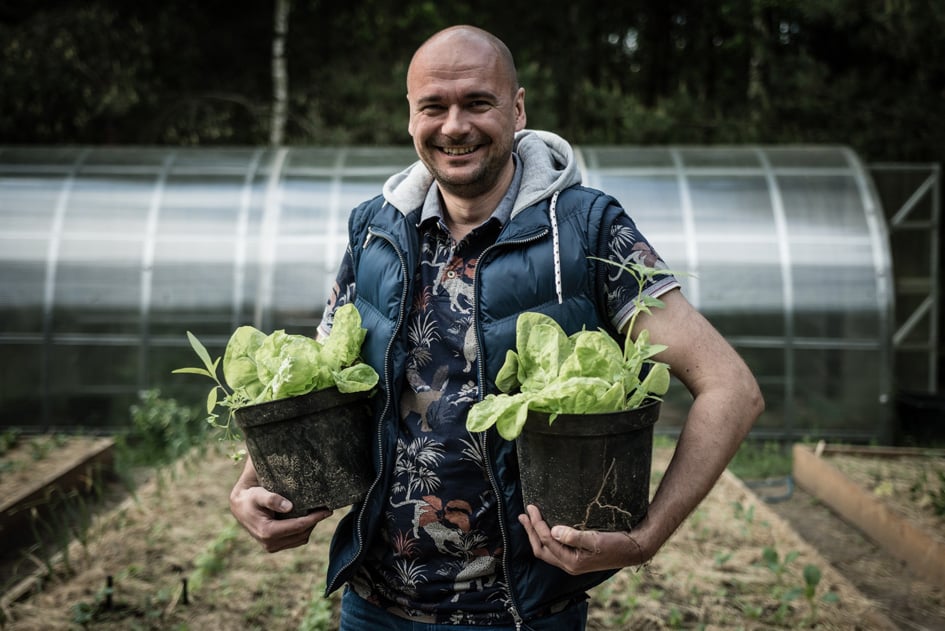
[514,87,527,131]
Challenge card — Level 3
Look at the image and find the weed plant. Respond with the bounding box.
[0,428,21,455]
[909,466,945,516]
[727,440,793,480]
[298,580,335,631]
[118,389,208,469]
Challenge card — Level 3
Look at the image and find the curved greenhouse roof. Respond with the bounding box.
[0,145,895,440]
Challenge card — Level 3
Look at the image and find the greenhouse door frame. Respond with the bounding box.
[870,162,941,394]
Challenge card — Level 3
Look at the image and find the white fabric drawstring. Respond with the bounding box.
[549,191,563,304]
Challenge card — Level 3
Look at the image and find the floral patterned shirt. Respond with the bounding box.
[318,161,678,624]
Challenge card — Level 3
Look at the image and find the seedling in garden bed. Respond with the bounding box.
[755,545,840,626]
[909,466,945,516]
[761,545,799,584]
[0,428,20,456]
[801,563,840,625]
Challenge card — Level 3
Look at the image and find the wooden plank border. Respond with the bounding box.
[792,443,945,586]
[0,437,115,548]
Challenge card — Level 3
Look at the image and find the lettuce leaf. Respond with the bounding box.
[222,325,267,399]
[466,310,670,440]
[466,391,531,441]
[515,313,572,393]
[217,304,378,404]
[333,362,380,393]
[320,303,368,370]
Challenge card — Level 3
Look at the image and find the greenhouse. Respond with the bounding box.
[0,145,938,442]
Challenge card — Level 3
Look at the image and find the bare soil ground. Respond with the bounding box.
[0,439,942,629]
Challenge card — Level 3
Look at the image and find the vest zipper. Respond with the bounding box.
[474,227,549,628]
[325,226,410,596]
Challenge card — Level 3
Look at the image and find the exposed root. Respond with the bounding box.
[575,458,635,530]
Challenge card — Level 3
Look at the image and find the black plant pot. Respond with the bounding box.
[516,399,661,532]
[234,388,374,518]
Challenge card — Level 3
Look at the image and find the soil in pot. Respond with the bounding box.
[235,388,375,518]
[516,399,660,532]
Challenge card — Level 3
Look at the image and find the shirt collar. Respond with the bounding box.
[418,153,522,229]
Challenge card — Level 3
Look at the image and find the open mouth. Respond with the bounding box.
[439,145,479,156]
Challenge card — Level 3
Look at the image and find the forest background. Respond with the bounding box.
[2,0,943,161]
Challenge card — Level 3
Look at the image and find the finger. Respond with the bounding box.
[519,507,557,560]
[256,488,294,514]
[518,513,543,557]
[256,511,325,552]
[522,506,586,570]
[550,525,600,553]
[525,505,555,544]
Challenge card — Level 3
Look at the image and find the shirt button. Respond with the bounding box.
[446,271,456,279]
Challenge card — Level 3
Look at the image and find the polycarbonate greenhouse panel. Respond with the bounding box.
[0,145,894,440]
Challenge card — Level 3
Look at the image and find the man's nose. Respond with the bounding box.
[441,106,470,137]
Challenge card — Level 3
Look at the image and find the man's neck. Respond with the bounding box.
[440,195,502,242]
[439,161,515,242]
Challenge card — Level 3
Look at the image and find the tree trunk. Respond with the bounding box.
[270,0,291,146]
[747,0,769,129]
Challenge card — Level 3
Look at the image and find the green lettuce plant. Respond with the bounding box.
[466,261,673,440]
[174,303,379,442]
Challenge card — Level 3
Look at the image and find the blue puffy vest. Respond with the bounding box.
[325,185,627,622]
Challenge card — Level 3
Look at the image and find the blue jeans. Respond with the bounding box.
[339,589,588,630]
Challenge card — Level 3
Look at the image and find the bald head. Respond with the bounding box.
[407,26,519,96]
[404,25,526,204]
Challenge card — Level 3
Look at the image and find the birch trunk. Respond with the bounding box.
[270,0,291,146]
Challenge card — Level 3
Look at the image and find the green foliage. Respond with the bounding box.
[121,389,207,467]
[1,0,942,171]
[466,261,673,440]
[802,563,840,623]
[173,304,378,443]
[188,523,240,594]
[728,440,793,480]
[297,580,335,631]
[909,467,945,516]
[761,546,800,583]
[0,428,20,456]
[22,434,69,463]
[69,575,124,628]
[732,500,755,525]
[752,545,840,625]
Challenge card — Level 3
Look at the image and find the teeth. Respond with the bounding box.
[442,145,477,156]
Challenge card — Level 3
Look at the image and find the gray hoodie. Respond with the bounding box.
[380,129,583,219]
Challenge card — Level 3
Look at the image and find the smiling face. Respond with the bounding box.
[406,28,526,201]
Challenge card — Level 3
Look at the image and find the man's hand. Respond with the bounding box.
[518,505,649,575]
[229,456,332,553]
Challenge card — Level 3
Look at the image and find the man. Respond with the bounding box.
[230,25,763,629]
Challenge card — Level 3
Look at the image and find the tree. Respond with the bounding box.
[270,0,291,146]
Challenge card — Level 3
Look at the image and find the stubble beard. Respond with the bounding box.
[422,143,511,200]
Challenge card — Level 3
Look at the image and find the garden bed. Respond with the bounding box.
[0,442,899,630]
[792,442,945,585]
[0,434,115,553]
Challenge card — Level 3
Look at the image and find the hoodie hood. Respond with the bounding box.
[381,129,582,218]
